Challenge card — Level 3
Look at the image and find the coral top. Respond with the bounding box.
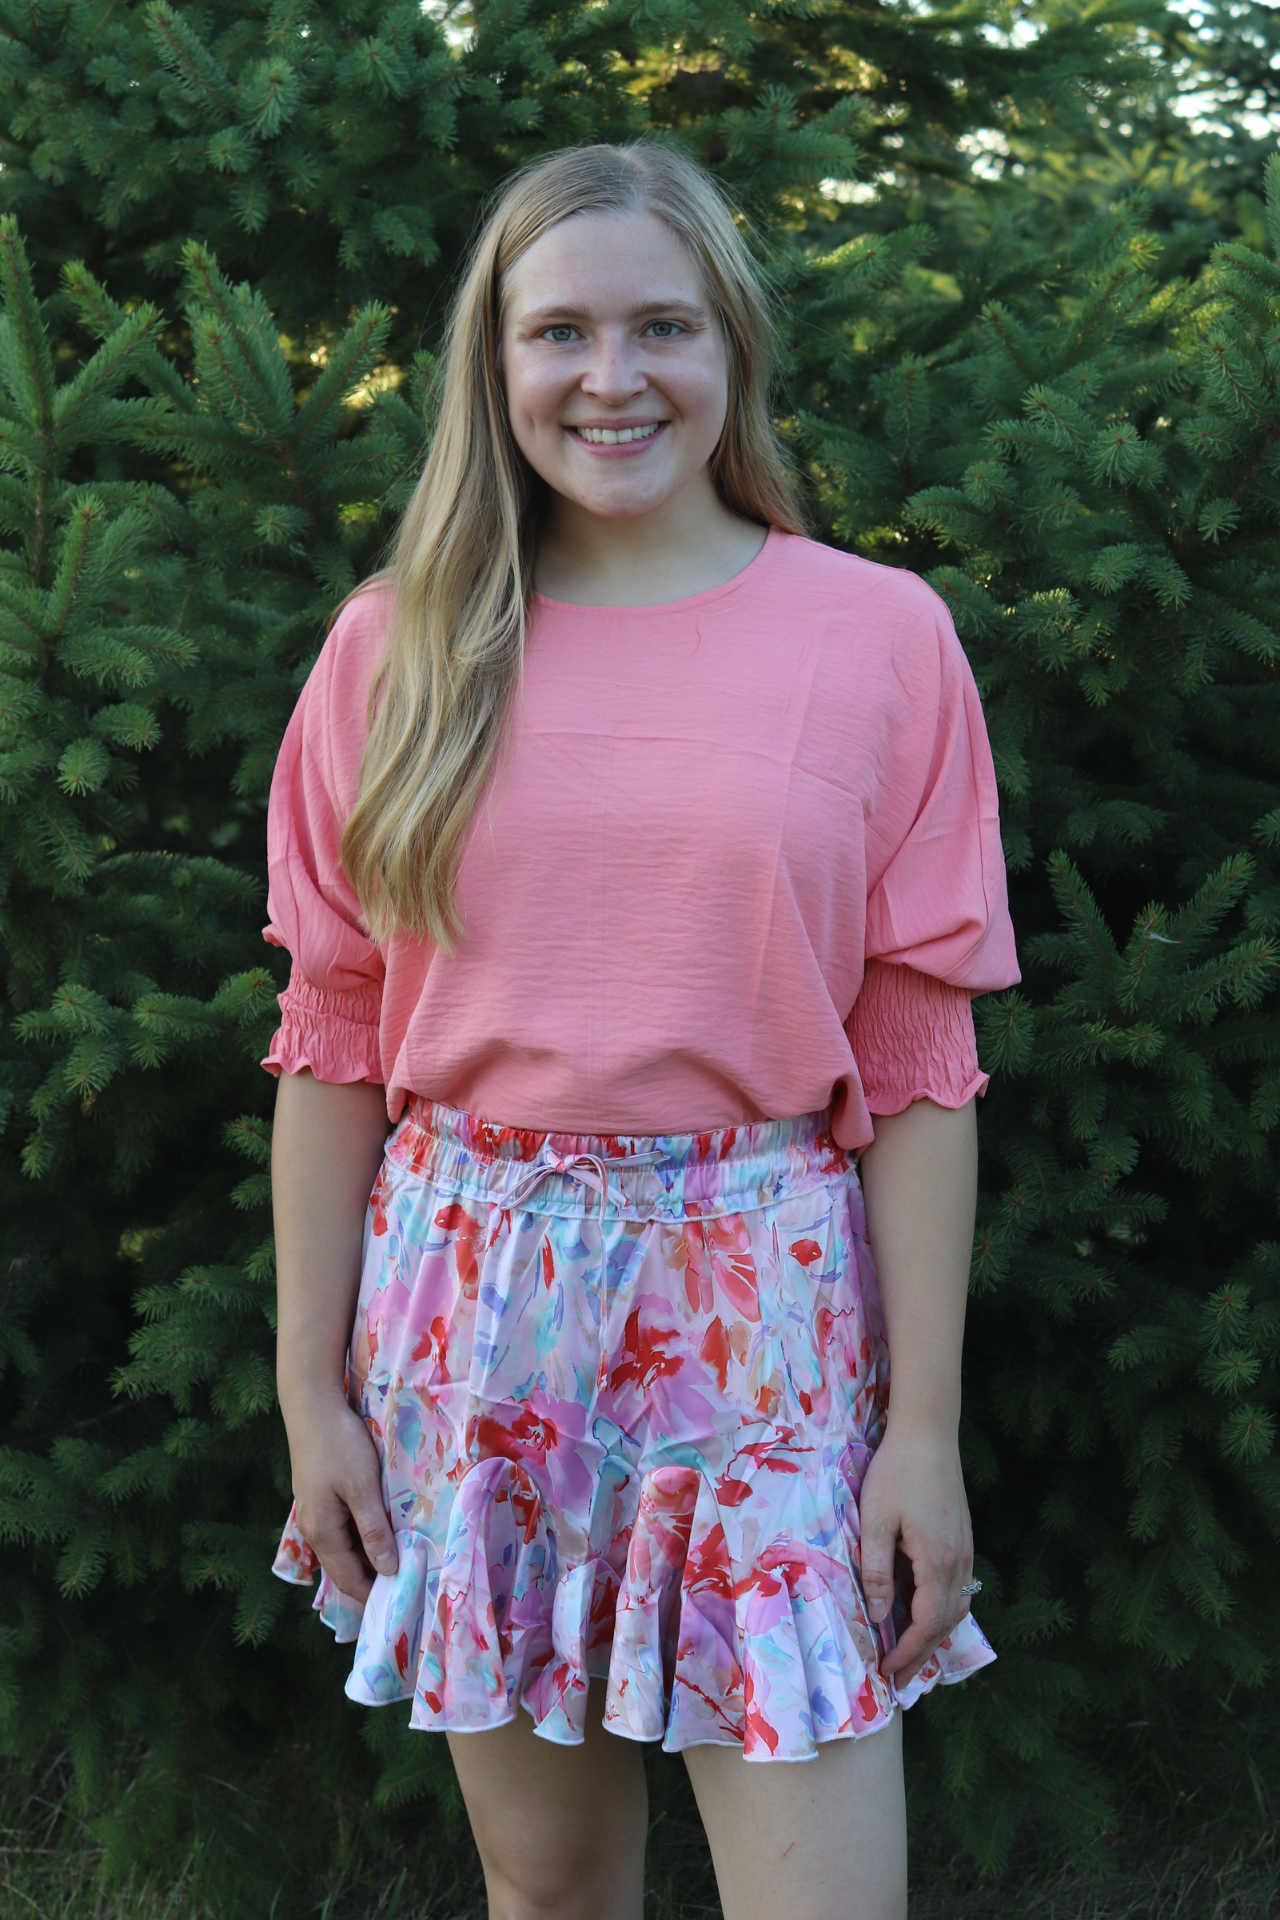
[262,529,1019,1151]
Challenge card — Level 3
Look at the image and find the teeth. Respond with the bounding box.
[575,423,661,445]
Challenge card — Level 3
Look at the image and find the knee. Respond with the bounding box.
[480,1852,623,1920]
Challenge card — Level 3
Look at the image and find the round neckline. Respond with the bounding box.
[530,524,783,615]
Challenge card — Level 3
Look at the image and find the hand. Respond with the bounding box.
[283,1392,398,1603]
[858,1424,974,1687]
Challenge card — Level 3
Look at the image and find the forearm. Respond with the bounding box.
[858,1096,977,1439]
[272,1066,390,1421]
[855,1097,978,1665]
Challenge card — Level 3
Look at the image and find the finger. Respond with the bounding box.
[879,1567,959,1682]
[301,1510,376,1603]
[880,1620,940,1683]
[338,1420,398,1575]
[859,1503,899,1627]
[347,1480,398,1578]
[297,1472,391,1597]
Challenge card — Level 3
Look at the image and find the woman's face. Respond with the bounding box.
[501,208,730,522]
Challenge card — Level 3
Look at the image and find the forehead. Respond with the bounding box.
[502,208,708,317]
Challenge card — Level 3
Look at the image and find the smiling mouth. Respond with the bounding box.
[570,422,665,445]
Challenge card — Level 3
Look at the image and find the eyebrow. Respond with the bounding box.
[516,297,710,327]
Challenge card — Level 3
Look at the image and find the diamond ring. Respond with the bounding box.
[959,1578,983,1596]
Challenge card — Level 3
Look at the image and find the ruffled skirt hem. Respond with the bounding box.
[273,1455,994,1763]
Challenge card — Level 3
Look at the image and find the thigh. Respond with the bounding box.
[682,1711,907,1920]
[446,1679,648,1920]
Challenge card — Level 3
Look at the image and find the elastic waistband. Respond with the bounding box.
[387,1097,856,1223]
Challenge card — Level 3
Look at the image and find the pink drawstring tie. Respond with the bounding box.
[506,1148,664,1231]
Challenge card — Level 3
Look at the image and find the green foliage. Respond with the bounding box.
[786,151,1280,1864]
[0,0,1221,362]
[0,203,428,1904]
[0,0,1278,1908]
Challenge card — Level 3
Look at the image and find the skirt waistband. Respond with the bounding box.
[388,1097,856,1223]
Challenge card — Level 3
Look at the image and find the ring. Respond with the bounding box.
[959,1579,982,1596]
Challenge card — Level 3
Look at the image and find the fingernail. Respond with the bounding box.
[868,1600,887,1623]
[375,1552,397,1574]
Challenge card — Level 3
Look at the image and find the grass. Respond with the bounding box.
[1,1750,1277,1920]
[906,1820,1280,1920]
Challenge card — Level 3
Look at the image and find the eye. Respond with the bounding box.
[543,324,579,343]
[646,320,683,338]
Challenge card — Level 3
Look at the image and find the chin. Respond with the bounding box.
[565,480,677,519]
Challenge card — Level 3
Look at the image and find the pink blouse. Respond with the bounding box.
[262,529,1019,1151]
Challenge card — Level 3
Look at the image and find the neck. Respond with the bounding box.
[534,471,768,608]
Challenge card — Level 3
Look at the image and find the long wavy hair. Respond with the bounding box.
[341,141,806,946]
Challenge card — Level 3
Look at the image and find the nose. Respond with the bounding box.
[580,326,647,405]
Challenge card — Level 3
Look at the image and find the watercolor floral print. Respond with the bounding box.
[275,1100,994,1758]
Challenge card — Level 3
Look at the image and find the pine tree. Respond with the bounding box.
[0,232,434,1899]
[789,161,1280,1865]
[0,0,1176,363]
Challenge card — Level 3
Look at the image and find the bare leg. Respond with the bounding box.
[446,1680,649,1920]
[682,1712,907,1920]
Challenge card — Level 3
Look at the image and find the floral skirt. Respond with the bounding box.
[273,1099,994,1760]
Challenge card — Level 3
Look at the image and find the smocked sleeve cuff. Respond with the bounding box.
[262,963,384,1086]
[847,959,987,1117]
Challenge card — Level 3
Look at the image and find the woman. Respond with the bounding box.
[267,141,1019,1920]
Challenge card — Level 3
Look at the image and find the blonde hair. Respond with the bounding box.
[341,140,806,946]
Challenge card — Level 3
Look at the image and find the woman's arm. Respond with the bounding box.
[273,1066,398,1600]
[856,1095,978,1685]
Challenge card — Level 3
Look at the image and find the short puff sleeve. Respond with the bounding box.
[847,587,1019,1116]
[261,591,391,1086]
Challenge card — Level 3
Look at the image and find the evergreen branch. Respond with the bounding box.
[1061,258,1147,374]
[144,2,238,119]
[51,303,163,428]
[0,216,56,582]
[0,568,52,641]
[1202,332,1272,434]
[982,302,1038,383]
[1198,527,1280,562]
[1229,419,1280,513]
[1044,852,1121,987]
[59,257,129,340]
[292,303,392,448]
[181,243,294,439]
[43,496,102,671]
[0,216,56,438]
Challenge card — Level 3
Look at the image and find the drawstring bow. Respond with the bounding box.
[506,1148,663,1230]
